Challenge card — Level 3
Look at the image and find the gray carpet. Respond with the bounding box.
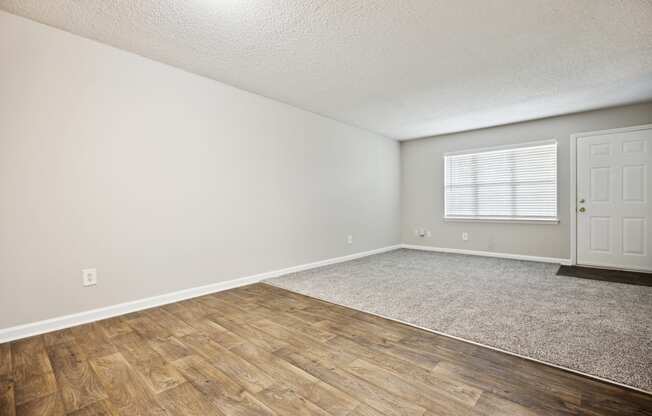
[266,248,652,392]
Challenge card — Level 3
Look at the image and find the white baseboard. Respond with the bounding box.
[0,244,401,343]
[402,244,572,265]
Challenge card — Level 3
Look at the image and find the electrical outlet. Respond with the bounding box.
[347,235,353,244]
[82,268,97,286]
[462,232,469,241]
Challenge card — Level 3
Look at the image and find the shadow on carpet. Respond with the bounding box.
[265,249,652,393]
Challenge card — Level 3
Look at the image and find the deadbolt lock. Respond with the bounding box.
[579,198,585,203]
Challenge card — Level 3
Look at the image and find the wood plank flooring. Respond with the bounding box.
[557,265,652,286]
[1,283,651,415]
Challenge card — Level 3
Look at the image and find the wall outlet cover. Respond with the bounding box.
[82,268,97,286]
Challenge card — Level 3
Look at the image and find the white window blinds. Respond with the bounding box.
[444,141,558,222]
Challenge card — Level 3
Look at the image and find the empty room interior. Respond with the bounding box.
[1,1,652,415]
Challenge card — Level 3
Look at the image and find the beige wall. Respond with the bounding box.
[401,102,652,259]
[0,11,400,329]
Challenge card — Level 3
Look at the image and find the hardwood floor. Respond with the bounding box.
[1,283,651,415]
[557,265,652,287]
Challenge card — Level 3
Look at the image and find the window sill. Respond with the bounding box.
[443,217,560,224]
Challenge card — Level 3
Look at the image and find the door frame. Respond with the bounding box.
[569,123,652,267]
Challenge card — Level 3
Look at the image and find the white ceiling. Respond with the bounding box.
[2,1,651,140]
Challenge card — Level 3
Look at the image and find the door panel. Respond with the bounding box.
[589,217,611,252]
[590,167,611,202]
[577,126,652,271]
[622,139,646,153]
[622,165,645,202]
[622,217,645,255]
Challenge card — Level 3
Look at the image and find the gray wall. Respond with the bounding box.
[0,11,400,329]
[401,102,652,259]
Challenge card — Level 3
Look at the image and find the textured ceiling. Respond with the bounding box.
[2,1,652,140]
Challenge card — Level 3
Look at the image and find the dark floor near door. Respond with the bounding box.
[557,265,652,287]
[1,283,651,415]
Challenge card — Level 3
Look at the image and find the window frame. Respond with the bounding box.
[442,139,559,224]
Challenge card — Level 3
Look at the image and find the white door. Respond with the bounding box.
[576,126,652,271]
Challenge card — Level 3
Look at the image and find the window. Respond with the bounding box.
[444,140,558,222]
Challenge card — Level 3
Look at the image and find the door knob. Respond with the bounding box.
[578,207,586,213]
[579,198,585,203]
